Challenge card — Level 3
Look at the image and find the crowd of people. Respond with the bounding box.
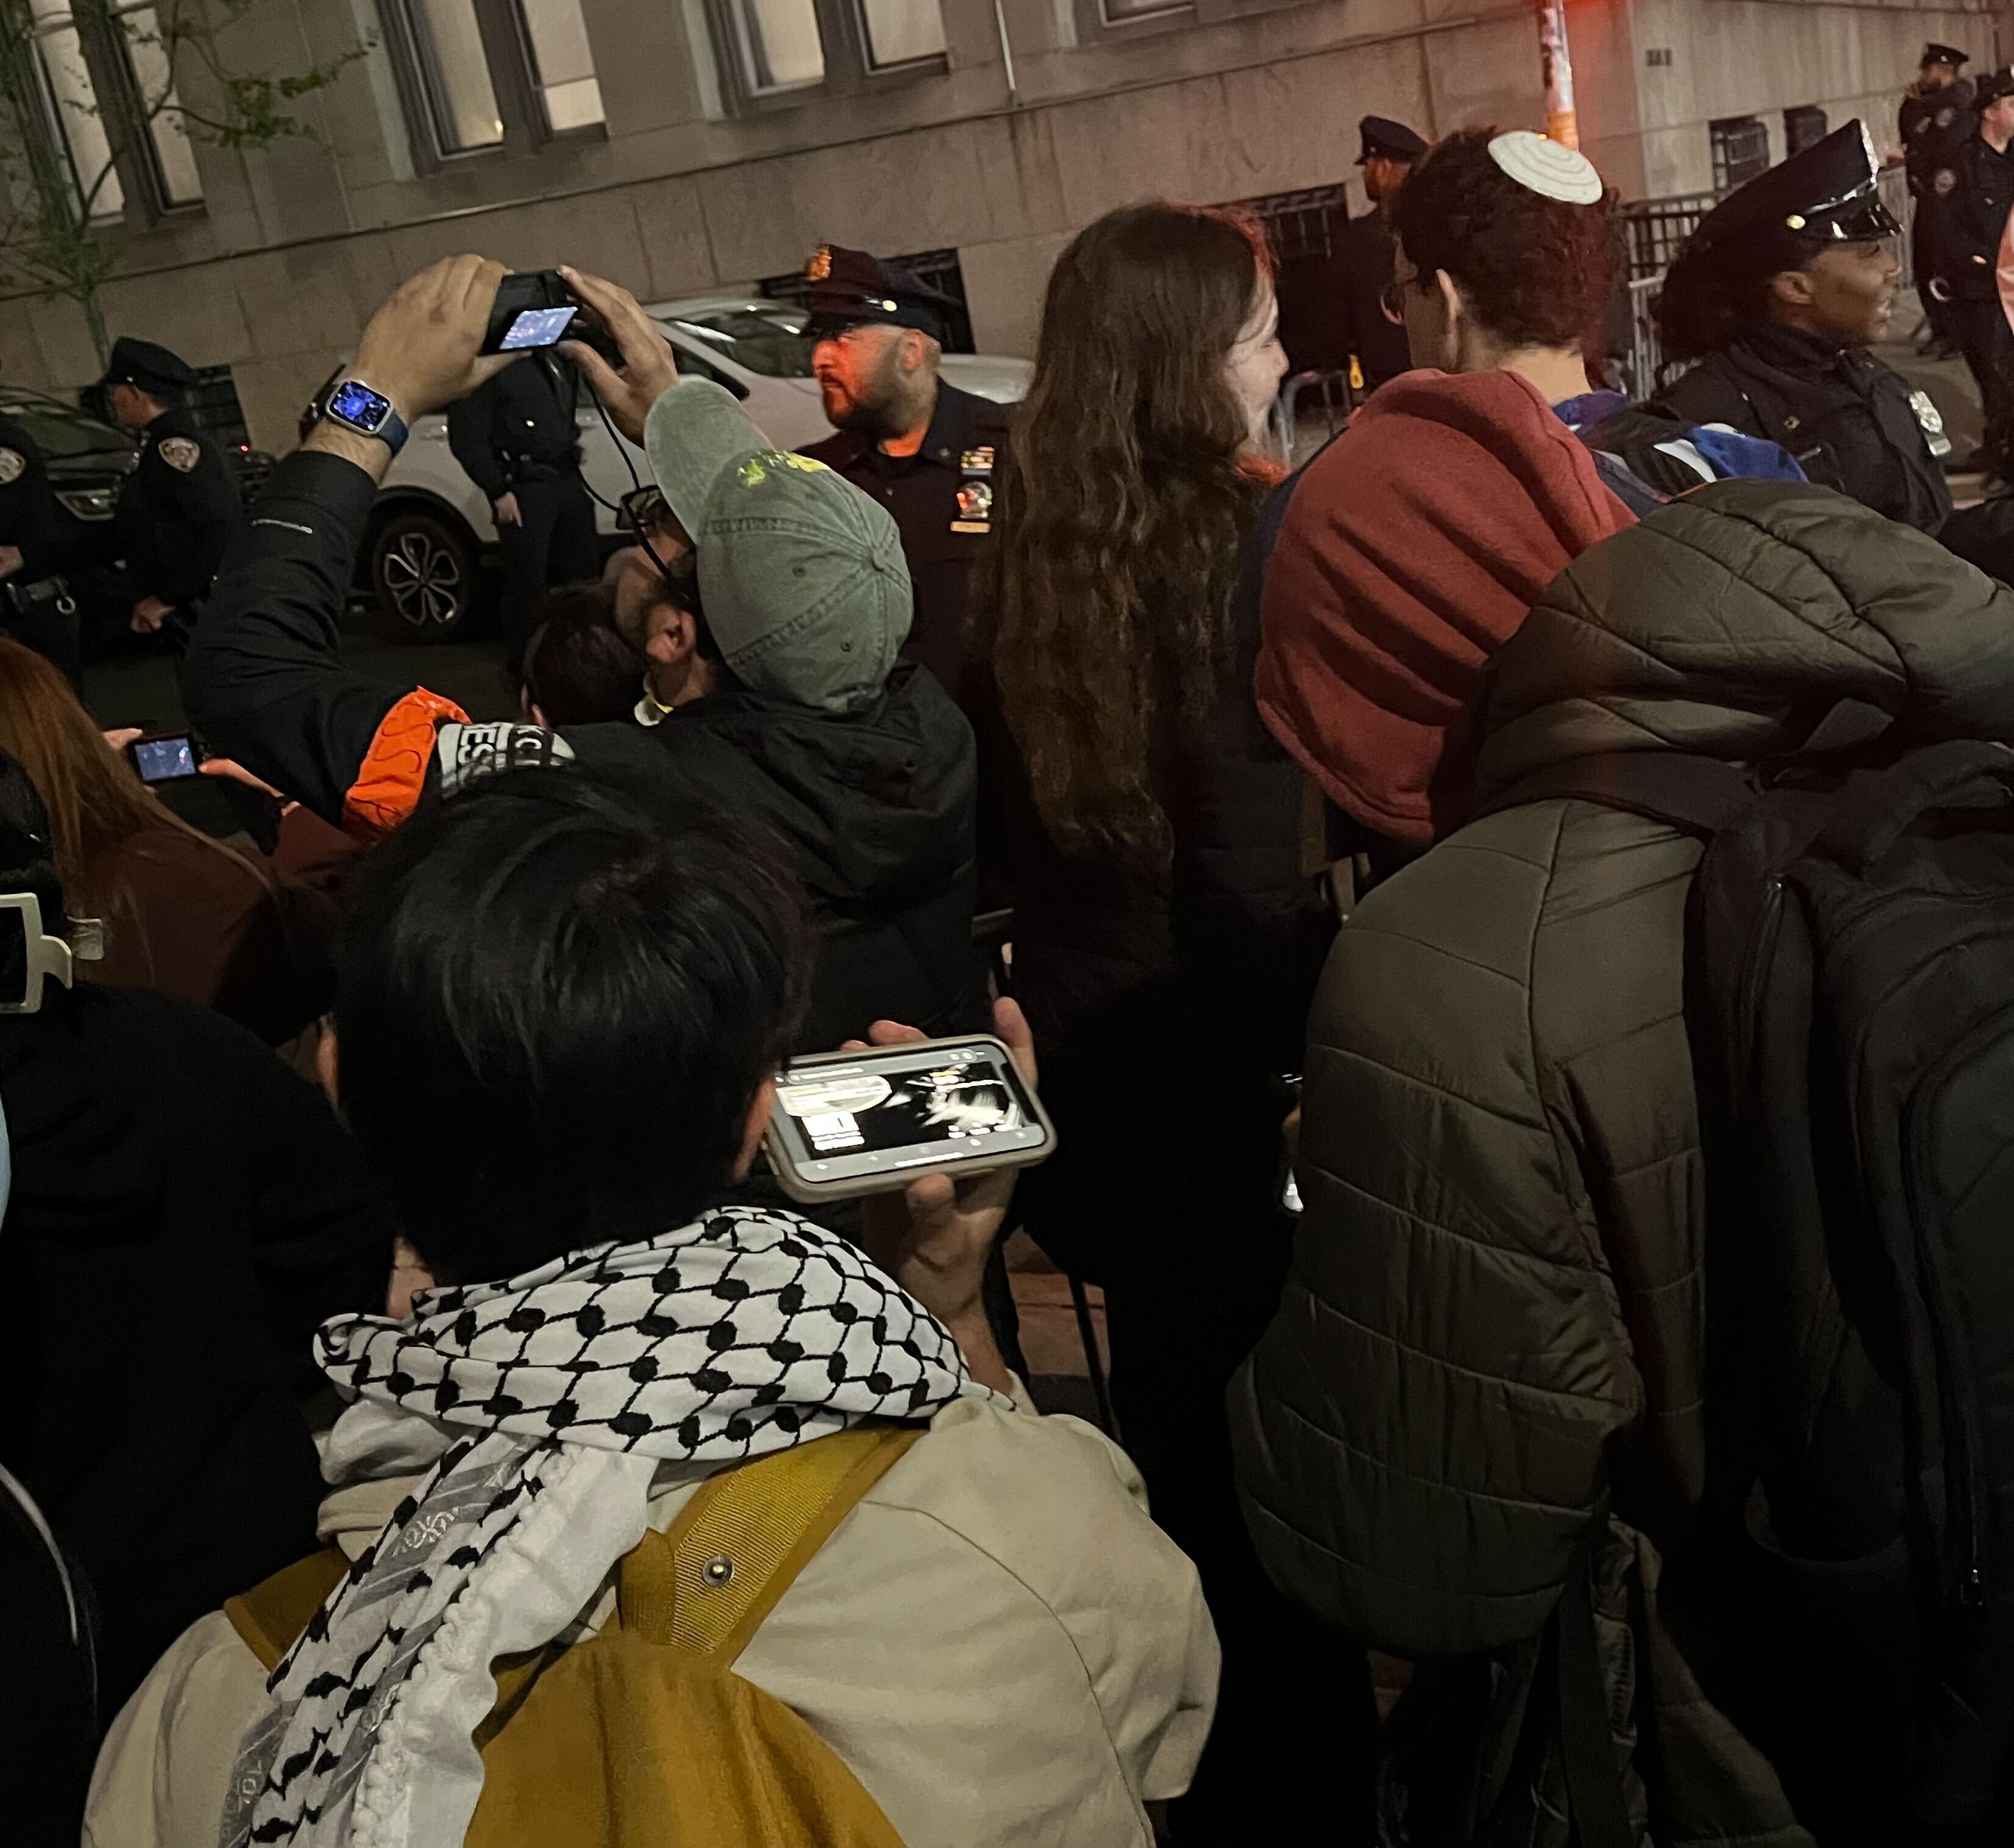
[5,86,2014,1848]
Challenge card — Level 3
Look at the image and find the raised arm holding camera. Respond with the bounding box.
[186,256,981,1052]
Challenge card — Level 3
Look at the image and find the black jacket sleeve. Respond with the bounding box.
[182,450,414,826]
[447,381,505,501]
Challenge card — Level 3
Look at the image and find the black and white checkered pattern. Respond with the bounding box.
[221,1206,986,1848]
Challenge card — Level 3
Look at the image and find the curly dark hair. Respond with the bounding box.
[970,203,1275,865]
[1388,127,1620,351]
[1655,226,1831,362]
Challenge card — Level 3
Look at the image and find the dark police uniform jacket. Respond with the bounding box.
[1937,131,2014,299]
[1651,324,1952,533]
[1902,81,1976,286]
[0,414,95,584]
[117,406,241,609]
[445,354,582,500]
[800,379,1011,710]
[1335,208,1412,391]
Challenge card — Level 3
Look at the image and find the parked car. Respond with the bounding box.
[321,297,1032,643]
[1,386,134,532]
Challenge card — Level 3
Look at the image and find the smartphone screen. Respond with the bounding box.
[130,734,199,783]
[770,1040,1047,1187]
[499,305,579,350]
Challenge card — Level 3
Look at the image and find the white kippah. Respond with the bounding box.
[1487,130,1605,205]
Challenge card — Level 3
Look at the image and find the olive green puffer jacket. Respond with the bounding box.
[1230,480,2014,1846]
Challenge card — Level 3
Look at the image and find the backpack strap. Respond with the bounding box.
[1473,752,1759,839]
[224,1546,352,1671]
[618,1422,925,1665]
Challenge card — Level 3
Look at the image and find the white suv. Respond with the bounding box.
[345,296,1031,642]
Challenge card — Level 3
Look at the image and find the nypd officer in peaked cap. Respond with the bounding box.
[98,336,242,639]
[1931,65,2014,474]
[1635,119,2014,581]
[1900,42,1974,358]
[0,406,98,686]
[797,244,1011,719]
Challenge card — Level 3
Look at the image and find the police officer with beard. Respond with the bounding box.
[798,245,1009,715]
[1900,42,1974,359]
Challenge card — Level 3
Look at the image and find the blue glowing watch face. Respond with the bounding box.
[329,380,392,431]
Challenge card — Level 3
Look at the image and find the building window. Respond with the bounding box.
[20,0,126,218]
[395,0,505,151]
[857,0,944,68]
[709,0,946,110]
[1784,105,1827,156]
[1102,0,1189,18]
[516,0,605,131]
[1710,114,1771,193]
[109,1,204,205]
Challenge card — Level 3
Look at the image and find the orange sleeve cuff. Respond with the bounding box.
[343,688,469,843]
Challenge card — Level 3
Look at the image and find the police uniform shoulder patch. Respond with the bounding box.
[1935,167,1958,196]
[0,449,23,486]
[157,435,202,473]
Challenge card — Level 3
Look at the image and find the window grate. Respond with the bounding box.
[1710,115,1771,193]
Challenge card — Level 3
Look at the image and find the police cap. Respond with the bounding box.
[1922,43,1970,70]
[98,336,195,397]
[1688,119,1898,253]
[1357,116,1427,164]
[803,246,957,343]
[1975,66,2014,107]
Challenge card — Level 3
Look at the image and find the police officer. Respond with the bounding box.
[1930,66,2014,474]
[97,337,243,640]
[446,346,597,672]
[798,244,1009,713]
[1613,120,2014,580]
[1900,42,1974,358]
[0,413,92,686]
[1272,117,1424,395]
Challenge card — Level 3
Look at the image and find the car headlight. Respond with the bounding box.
[56,486,118,520]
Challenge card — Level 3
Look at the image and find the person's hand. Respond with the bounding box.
[386,1236,436,1319]
[854,997,1036,1396]
[101,726,142,753]
[199,755,296,816]
[130,595,171,633]
[557,265,680,448]
[493,491,522,528]
[0,544,22,581]
[350,254,522,423]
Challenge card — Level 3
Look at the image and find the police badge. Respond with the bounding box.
[158,436,202,473]
[952,479,992,534]
[0,449,24,486]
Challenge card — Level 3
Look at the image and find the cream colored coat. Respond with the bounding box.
[88,1394,1217,1848]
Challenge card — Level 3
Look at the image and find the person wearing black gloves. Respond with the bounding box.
[184,257,978,1052]
[446,346,598,672]
[98,338,242,640]
[0,412,93,684]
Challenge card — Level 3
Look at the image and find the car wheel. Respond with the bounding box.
[368,508,482,642]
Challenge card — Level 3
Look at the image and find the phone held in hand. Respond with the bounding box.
[128,732,200,784]
[764,1035,1057,1204]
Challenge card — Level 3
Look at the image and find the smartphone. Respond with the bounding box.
[764,1034,1056,1204]
[482,271,580,355]
[128,732,200,784]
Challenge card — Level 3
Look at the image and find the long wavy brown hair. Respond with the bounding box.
[0,636,260,912]
[973,202,1276,864]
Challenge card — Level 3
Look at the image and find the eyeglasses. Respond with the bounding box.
[618,485,676,537]
[617,486,695,600]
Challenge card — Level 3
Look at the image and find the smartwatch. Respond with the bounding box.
[321,378,409,456]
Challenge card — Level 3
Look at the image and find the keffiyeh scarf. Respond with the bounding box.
[223,1204,991,1848]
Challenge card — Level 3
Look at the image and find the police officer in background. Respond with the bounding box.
[1900,42,1974,359]
[799,244,1010,714]
[1615,121,2014,579]
[98,337,242,639]
[1931,65,2014,474]
[0,412,94,685]
[447,345,596,672]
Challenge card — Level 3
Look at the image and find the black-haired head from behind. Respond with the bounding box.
[522,582,648,727]
[334,771,812,1283]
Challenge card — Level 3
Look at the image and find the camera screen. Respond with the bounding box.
[131,735,197,783]
[771,1041,1046,1185]
[500,306,578,350]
